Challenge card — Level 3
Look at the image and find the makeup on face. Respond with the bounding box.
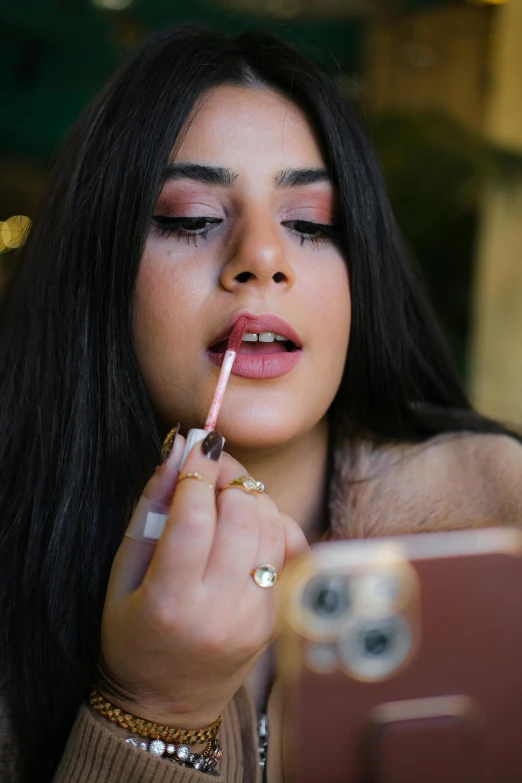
[149,175,323,400]
[150,163,337,251]
[179,307,304,465]
[206,312,302,381]
[133,86,350,473]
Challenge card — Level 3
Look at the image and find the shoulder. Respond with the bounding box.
[329,432,522,539]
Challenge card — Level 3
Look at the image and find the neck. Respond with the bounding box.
[228,418,330,541]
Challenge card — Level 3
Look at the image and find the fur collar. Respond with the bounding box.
[329,432,522,539]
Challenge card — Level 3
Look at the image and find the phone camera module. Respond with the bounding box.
[338,614,412,679]
[303,574,350,621]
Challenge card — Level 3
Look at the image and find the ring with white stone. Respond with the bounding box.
[251,564,278,588]
[216,475,265,497]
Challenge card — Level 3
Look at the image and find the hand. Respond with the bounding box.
[100,429,309,728]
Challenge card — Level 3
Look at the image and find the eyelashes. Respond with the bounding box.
[283,219,339,248]
[152,216,221,246]
[151,215,339,249]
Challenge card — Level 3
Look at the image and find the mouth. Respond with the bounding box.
[206,311,303,380]
[208,334,300,356]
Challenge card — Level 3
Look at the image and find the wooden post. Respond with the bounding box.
[471,0,522,426]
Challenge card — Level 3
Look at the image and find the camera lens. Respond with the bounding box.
[338,614,412,679]
[303,574,350,620]
[316,585,343,616]
[363,628,390,656]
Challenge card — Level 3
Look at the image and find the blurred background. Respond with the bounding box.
[1,0,521,425]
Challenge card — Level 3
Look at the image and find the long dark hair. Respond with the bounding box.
[0,23,515,780]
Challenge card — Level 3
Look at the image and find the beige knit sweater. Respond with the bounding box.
[1,432,521,782]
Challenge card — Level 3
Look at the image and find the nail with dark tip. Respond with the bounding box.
[201,431,224,461]
[158,422,180,465]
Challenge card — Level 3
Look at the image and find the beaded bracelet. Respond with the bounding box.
[90,689,221,744]
[125,735,223,773]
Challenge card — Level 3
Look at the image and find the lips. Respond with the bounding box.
[207,311,303,380]
[209,311,302,348]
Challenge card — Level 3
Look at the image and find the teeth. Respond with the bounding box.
[240,332,289,343]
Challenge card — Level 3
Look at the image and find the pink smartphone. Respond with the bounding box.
[277,528,522,783]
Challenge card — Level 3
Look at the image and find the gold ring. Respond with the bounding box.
[251,564,278,588]
[216,475,266,497]
[177,471,215,492]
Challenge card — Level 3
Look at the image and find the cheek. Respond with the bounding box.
[131,245,202,391]
[312,259,351,368]
[132,251,177,354]
[133,243,207,343]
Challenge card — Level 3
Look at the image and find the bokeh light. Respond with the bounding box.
[0,215,31,251]
[91,0,134,10]
[0,222,9,254]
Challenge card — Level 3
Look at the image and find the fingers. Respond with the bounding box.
[110,429,186,596]
[125,431,186,542]
[204,457,268,591]
[280,512,310,564]
[205,456,286,598]
[111,425,308,609]
[248,498,285,582]
[146,431,225,593]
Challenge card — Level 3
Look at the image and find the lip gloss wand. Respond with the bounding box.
[135,317,248,541]
[179,316,247,466]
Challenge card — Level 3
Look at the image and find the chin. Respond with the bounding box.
[213,406,314,452]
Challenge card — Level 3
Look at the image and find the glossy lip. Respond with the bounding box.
[208,310,303,348]
[207,348,302,379]
[206,310,303,380]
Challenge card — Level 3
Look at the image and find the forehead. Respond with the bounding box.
[173,85,326,170]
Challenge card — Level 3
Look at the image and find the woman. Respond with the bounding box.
[0,23,521,783]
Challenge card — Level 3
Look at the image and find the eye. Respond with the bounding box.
[282,219,339,248]
[151,216,222,245]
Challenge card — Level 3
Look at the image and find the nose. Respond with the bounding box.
[220,210,296,292]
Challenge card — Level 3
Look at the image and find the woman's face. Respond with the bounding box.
[132,85,350,449]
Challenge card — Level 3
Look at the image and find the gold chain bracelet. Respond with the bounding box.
[90,689,222,744]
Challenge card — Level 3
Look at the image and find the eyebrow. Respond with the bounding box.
[274,168,331,187]
[163,163,331,188]
[164,163,237,186]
